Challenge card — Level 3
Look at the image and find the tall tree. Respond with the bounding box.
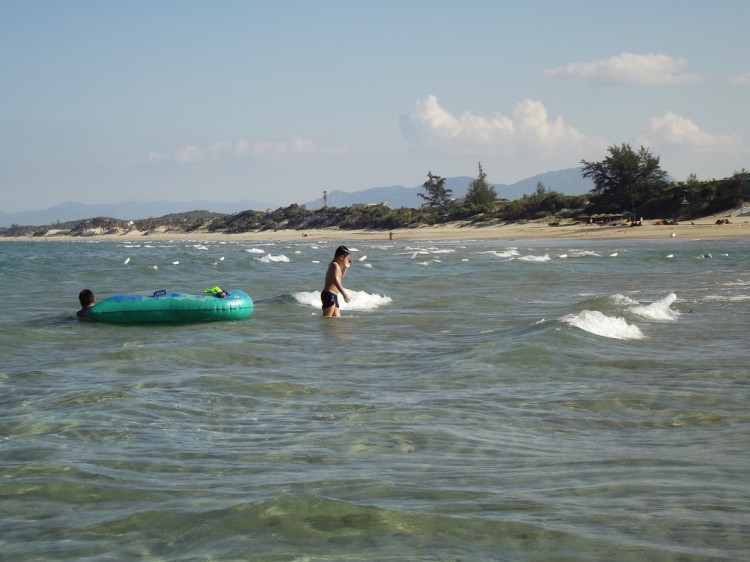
[465,162,497,205]
[533,181,548,199]
[581,143,669,212]
[419,171,453,207]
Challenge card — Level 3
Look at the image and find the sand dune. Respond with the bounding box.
[3,215,748,243]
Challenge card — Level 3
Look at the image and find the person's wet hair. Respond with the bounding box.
[79,289,95,307]
[334,245,350,258]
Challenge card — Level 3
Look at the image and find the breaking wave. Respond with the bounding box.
[291,290,393,311]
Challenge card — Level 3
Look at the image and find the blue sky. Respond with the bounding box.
[1,0,749,213]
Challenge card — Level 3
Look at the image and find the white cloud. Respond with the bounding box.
[176,145,203,163]
[252,140,288,159]
[729,73,750,85]
[252,138,319,159]
[545,52,703,85]
[146,151,171,163]
[636,111,745,153]
[399,95,605,157]
[148,137,334,164]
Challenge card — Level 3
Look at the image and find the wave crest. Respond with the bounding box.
[562,310,644,340]
[255,254,291,263]
[292,290,393,311]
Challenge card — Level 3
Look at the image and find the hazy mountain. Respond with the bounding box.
[303,177,474,210]
[0,168,595,228]
[0,199,274,228]
[304,167,594,209]
[495,167,595,201]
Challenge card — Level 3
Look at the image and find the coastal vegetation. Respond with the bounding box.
[2,146,748,238]
[465,162,498,205]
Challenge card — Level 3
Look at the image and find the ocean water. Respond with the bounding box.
[1,237,748,561]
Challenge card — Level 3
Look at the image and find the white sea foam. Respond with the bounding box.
[569,250,601,257]
[358,255,367,261]
[563,310,644,340]
[244,248,267,254]
[363,263,373,268]
[482,249,520,258]
[518,254,551,262]
[292,290,392,311]
[191,245,209,250]
[558,254,568,258]
[631,293,679,321]
[704,295,750,302]
[612,294,640,306]
[124,257,130,264]
[255,254,290,263]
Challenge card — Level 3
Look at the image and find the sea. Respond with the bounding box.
[1,236,748,561]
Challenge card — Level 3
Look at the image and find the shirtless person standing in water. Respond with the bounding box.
[321,245,353,317]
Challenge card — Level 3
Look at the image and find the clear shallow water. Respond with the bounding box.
[1,237,748,561]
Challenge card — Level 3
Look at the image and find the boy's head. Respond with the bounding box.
[334,245,350,260]
[79,289,95,307]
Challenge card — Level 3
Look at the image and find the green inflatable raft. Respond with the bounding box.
[87,289,254,324]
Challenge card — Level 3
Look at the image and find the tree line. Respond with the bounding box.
[3,144,748,237]
[419,144,748,223]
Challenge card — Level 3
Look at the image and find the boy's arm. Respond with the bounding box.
[340,258,352,279]
[333,265,350,302]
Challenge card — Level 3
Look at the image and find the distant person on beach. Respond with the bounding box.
[77,289,96,321]
[321,245,352,317]
[389,231,393,240]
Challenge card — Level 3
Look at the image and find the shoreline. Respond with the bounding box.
[2,216,748,243]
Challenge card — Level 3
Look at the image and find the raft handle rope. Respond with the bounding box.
[152,289,167,297]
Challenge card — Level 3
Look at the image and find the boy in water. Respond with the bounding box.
[77,289,96,321]
[321,245,352,317]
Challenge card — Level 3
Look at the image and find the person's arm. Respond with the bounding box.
[340,257,352,279]
[333,265,350,302]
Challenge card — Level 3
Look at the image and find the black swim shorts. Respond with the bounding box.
[321,290,339,309]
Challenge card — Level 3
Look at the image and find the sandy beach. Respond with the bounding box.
[3,214,748,243]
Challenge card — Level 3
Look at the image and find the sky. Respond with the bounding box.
[1,0,749,213]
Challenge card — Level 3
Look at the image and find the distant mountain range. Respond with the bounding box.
[0,199,275,229]
[1,168,594,228]
[304,167,594,209]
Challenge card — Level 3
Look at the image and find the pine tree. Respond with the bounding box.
[465,162,497,205]
[419,171,453,207]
